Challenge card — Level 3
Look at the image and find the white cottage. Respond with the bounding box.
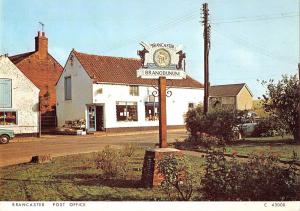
[0,55,40,135]
[56,50,203,132]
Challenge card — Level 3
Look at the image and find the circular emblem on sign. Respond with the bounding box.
[153,48,171,68]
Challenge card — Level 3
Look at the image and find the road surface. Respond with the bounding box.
[0,130,188,167]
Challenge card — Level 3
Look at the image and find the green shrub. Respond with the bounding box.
[252,117,286,137]
[122,143,136,157]
[157,154,199,201]
[95,145,131,179]
[185,107,242,144]
[200,150,298,200]
[185,134,224,149]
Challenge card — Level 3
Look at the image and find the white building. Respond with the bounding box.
[56,50,203,132]
[0,55,40,135]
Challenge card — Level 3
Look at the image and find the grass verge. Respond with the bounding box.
[0,147,204,201]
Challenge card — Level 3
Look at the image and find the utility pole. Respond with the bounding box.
[297,0,300,143]
[298,0,300,80]
[202,3,211,114]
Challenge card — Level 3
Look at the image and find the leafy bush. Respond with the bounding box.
[95,145,135,179]
[157,154,199,201]
[200,150,298,200]
[252,117,285,137]
[184,134,224,149]
[122,143,137,157]
[260,75,300,142]
[185,107,242,144]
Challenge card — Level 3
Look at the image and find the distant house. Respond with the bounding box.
[209,83,253,110]
[9,31,63,129]
[0,55,40,135]
[56,50,204,132]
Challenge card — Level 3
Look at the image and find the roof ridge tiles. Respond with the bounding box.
[73,50,140,61]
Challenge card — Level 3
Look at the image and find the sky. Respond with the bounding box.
[0,0,299,99]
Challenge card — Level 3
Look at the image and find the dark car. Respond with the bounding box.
[0,128,15,144]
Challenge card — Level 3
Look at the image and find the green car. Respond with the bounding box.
[0,128,15,144]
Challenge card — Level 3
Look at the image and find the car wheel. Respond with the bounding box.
[0,135,10,144]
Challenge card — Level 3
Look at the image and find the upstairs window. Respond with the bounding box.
[129,85,139,96]
[64,76,72,100]
[0,79,12,108]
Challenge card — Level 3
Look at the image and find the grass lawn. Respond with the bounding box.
[181,135,300,161]
[0,146,205,201]
[226,136,299,161]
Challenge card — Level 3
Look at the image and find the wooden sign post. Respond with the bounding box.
[137,42,186,187]
[158,76,168,148]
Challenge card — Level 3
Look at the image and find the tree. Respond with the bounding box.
[261,74,300,143]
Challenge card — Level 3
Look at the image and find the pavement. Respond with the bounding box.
[0,129,188,167]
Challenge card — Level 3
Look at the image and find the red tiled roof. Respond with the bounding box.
[73,50,203,88]
[8,51,64,113]
[209,83,250,97]
[9,52,35,64]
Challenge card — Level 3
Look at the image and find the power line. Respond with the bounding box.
[104,9,199,53]
[211,12,298,24]
[211,27,298,66]
[104,10,298,54]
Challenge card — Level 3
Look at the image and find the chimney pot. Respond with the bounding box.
[35,31,48,59]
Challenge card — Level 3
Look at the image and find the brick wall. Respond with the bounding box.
[13,32,63,116]
[15,54,62,114]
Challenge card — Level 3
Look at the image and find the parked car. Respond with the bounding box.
[0,128,15,144]
[239,123,257,137]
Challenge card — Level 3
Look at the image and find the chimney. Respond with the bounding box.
[35,31,48,59]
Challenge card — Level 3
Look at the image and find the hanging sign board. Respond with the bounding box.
[136,42,186,80]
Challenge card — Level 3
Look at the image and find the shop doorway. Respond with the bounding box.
[96,106,104,131]
[87,105,104,132]
[87,105,96,131]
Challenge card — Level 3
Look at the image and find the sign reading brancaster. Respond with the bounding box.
[136,42,186,79]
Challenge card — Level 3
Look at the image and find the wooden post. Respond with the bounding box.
[158,76,167,148]
[298,63,300,143]
[203,3,210,114]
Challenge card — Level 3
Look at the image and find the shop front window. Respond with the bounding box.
[116,102,138,121]
[145,102,159,121]
[0,111,17,125]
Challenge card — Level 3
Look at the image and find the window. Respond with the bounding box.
[209,97,222,108]
[222,97,235,105]
[116,101,138,121]
[129,85,139,96]
[145,102,159,121]
[188,103,195,109]
[0,111,17,125]
[0,79,12,108]
[64,76,72,100]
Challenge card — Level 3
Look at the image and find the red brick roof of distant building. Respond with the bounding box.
[8,32,63,114]
[9,52,35,64]
[209,83,253,97]
[73,50,203,88]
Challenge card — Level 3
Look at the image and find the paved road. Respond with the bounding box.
[0,130,188,167]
